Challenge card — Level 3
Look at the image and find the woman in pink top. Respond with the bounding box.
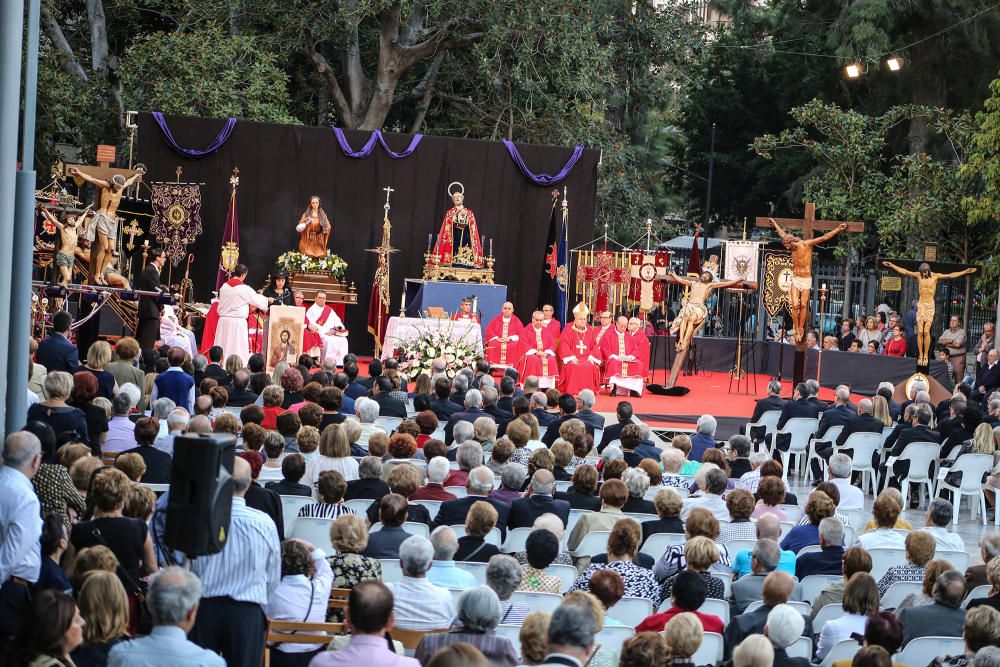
[750,476,788,521]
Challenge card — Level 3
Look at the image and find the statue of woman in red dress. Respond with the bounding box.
[435,182,484,268]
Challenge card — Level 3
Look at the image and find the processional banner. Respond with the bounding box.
[574,250,630,316]
[762,251,794,317]
[151,182,203,266]
[723,240,761,282]
[629,251,669,312]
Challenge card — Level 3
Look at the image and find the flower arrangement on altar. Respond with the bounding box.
[395,319,483,380]
[275,251,348,278]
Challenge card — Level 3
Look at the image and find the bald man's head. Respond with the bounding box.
[531,469,555,495]
[232,457,252,495]
[187,415,212,434]
[762,570,796,607]
[755,513,781,540]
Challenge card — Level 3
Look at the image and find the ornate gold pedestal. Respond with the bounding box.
[422,251,495,284]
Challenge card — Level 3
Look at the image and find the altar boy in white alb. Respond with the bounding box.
[306,291,349,367]
[216,264,271,364]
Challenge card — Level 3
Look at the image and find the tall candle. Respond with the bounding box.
[427,234,432,251]
[489,238,493,256]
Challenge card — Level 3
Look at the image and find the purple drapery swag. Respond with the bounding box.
[152,112,237,159]
[331,128,424,158]
[215,173,241,290]
[502,140,584,186]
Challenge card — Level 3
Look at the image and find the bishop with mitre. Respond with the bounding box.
[558,303,602,394]
[306,291,349,367]
[484,301,523,368]
[215,264,271,364]
[517,310,559,388]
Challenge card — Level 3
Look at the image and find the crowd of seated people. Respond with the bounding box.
[9,324,1000,667]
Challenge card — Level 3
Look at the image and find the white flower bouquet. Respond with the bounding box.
[395,318,482,379]
[275,251,348,279]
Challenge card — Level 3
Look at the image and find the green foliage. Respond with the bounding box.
[35,53,109,170]
[964,71,1000,283]
[118,27,296,123]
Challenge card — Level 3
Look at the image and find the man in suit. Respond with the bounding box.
[574,389,605,431]
[481,386,513,434]
[136,248,166,351]
[121,416,172,484]
[899,570,967,646]
[731,539,802,615]
[362,493,413,559]
[36,310,79,373]
[808,385,855,479]
[432,466,510,539]
[371,376,406,418]
[881,403,941,490]
[723,571,812,658]
[813,396,880,469]
[507,470,571,529]
[530,391,558,428]
[793,517,846,579]
[449,374,469,407]
[429,376,461,422]
[542,393,595,446]
[769,383,820,458]
[973,349,1000,402]
[750,380,785,424]
[598,401,633,452]
[805,379,828,411]
[444,388,492,444]
[537,602,599,667]
[359,359,382,390]
[225,369,258,407]
[203,346,230,384]
[497,375,517,413]
[470,359,491,390]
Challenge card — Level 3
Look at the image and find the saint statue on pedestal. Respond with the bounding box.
[296,195,331,258]
[436,182,484,268]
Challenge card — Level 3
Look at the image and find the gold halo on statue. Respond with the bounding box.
[447,182,465,197]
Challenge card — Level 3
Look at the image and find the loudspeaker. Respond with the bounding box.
[165,433,236,557]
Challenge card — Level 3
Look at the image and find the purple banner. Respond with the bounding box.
[503,139,584,186]
[152,112,236,158]
[332,128,423,159]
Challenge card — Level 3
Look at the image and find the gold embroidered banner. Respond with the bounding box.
[151,182,203,266]
[762,251,794,317]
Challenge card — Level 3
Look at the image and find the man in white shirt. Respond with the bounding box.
[923,498,966,552]
[155,408,189,457]
[0,432,42,638]
[680,467,731,521]
[306,292,349,367]
[385,535,455,631]
[828,453,865,512]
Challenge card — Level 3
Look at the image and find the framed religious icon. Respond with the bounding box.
[266,305,306,373]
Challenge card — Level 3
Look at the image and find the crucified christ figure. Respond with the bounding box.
[882,261,976,366]
[68,166,141,285]
[769,217,848,343]
[666,270,748,352]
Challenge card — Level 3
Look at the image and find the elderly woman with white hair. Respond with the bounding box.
[28,371,91,444]
[353,399,385,448]
[473,416,498,455]
[621,468,656,514]
[411,456,456,501]
[765,603,807,663]
[414,586,519,666]
[658,448,689,490]
[444,439,482,487]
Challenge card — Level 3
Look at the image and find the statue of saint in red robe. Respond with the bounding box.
[435,186,484,267]
[558,303,602,394]
[516,311,559,386]
[484,302,523,368]
[600,316,644,380]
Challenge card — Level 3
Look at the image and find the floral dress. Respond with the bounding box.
[326,553,382,622]
[517,565,562,594]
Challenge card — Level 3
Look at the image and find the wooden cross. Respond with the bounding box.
[62,144,140,185]
[754,202,864,239]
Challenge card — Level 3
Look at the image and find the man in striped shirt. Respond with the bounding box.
[189,456,281,667]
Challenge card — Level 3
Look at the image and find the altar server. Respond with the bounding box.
[306,291,349,367]
[452,296,480,323]
[215,264,270,364]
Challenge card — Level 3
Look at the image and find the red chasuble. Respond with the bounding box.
[600,329,643,379]
[628,331,651,379]
[516,324,559,380]
[303,303,335,352]
[557,323,602,394]
[484,315,524,367]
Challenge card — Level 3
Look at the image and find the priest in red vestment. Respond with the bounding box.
[558,303,602,394]
[516,310,560,388]
[592,310,615,348]
[540,304,559,334]
[451,297,480,323]
[294,291,323,355]
[484,302,523,368]
[628,316,651,377]
[600,316,644,381]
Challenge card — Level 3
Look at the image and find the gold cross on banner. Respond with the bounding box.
[123,218,144,251]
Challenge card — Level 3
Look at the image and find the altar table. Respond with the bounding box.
[380,316,484,360]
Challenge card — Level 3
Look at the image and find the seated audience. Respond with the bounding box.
[654,507,731,583]
[28,371,91,445]
[751,476,788,521]
[732,539,801,615]
[831,611,903,667]
[571,518,662,607]
[511,513,573,567]
[114,451,146,482]
[899,570,968,646]
[384,535,455,631]
[298,470,354,519]
[327,514,382,622]
[25,421,85,529]
[725,570,811,656]
[794,516,846,579]
[927,606,1000,667]
[264,453,312,497]
[414,586,519,667]
[362,493,412,559]
[518,610,551,665]
[780,490,835,554]
[636,568,724,634]
[765,603,810,667]
[641,487,684,547]
[427,526,477,589]
[71,570,131,666]
[621,467,656,514]
[816,572,880,660]
[35,514,72,594]
[536,599,600,666]
[587,569,627,627]
[366,465,432,527]
[720,488,757,543]
[305,423,359,487]
[258,432,287,482]
[967,556,1000,613]
[455,500,501,562]
[857,494,906,551]
[344,456,390,501]
[665,535,727,601]
[862,488,912,531]
[486,555,530,625]
[811,545,873,619]
[517,529,563,594]
[662,611,705,664]
[490,462,527,505]
[620,631,671,667]
[680,467,730,521]
[566,478,628,566]
[264,538,334,665]
[554,463,601,511]
[965,534,1000,588]
[924,498,966,552]
[877,529,936,597]
[411,456,457,501]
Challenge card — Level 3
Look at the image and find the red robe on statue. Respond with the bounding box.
[484,315,524,367]
[558,324,602,394]
[600,328,644,379]
[516,324,559,381]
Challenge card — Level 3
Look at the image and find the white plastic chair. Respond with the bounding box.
[773,417,819,478]
[777,504,804,523]
[894,442,940,508]
[411,499,442,520]
[288,517,336,554]
[697,597,730,625]
[779,521,795,541]
[594,625,635,656]
[444,486,467,498]
[369,521,430,540]
[726,539,757,558]
[605,596,653,627]
[787,635,813,660]
[449,524,502,547]
[141,482,169,494]
[798,545,822,555]
[808,424,844,482]
[896,637,966,667]
[745,409,781,442]
[279,495,313,533]
[937,549,970,573]
[800,575,843,603]
[509,591,563,613]
[430,426,446,441]
[690,632,724,666]
[379,558,403,583]
[836,431,882,494]
[935,453,994,525]
[639,532,686,558]
[963,584,992,608]
[501,527,533,554]
[745,600,811,616]
[547,564,579,592]
[819,638,859,667]
[593,428,604,447]
[344,498,373,515]
[812,603,844,633]
[841,509,865,533]
[879,581,922,609]
[565,510,594,549]
[867,548,908,582]
[455,560,489,584]
[375,416,404,433]
[571,530,611,557]
[495,624,522,658]
[554,481,571,493]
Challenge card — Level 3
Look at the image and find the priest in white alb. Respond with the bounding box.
[215,264,271,364]
[160,304,197,356]
[306,291,349,367]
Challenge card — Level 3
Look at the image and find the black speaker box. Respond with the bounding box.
[165,433,236,557]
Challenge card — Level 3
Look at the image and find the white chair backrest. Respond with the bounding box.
[444,486,467,498]
[430,427,446,441]
[606,439,622,449]
[629,513,659,524]
[778,504,804,522]
[593,428,605,445]
[945,453,994,492]
[495,624,522,658]
[571,531,611,557]
[455,560,489,584]
[554,481,571,493]
[800,574,844,603]
[379,558,403,583]
[880,581,922,609]
[745,600,811,616]
[786,635,813,660]
[726,540,757,558]
[690,632,724,666]
[411,499,442,520]
[279,495,313,533]
[937,549,970,573]
[605,596,653,627]
[547,564,579,592]
[868,548,908,581]
[842,525,856,547]
[812,604,844,633]
[594,625,634,656]
[748,410,781,434]
[447,587,464,607]
[344,498,373,515]
[141,482,169,494]
[370,521,430,540]
[697,597,730,625]
[509,591,563,613]
[841,431,882,465]
[819,638,859,667]
[288,517,336,554]
[376,416,404,433]
[500,527,533,554]
[896,442,940,480]
[963,584,992,608]
[639,531,686,557]
[798,544,823,555]
[565,509,592,542]
[817,424,845,444]
[782,418,820,452]
[449,524,502,547]
[841,509,865,532]
[896,637,967,667]
[779,521,795,540]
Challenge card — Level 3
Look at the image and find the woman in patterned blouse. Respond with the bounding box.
[718,488,758,543]
[876,529,936,597]
[571,518,662,608]
[326,514,382,622]
[517,529,563,594]
[662,536,726,601]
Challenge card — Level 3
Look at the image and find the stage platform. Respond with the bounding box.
[593,373,866,440]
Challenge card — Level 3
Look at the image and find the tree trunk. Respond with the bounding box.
[907,30,947,155]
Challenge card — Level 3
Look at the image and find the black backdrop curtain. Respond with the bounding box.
[136,113,599,355]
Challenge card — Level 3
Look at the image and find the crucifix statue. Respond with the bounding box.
[755,203,864,346]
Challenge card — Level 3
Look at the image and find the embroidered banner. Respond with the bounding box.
[629,251,670,311]
[150,183,203,267]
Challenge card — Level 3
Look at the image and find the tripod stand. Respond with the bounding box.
[728,288,758,395]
